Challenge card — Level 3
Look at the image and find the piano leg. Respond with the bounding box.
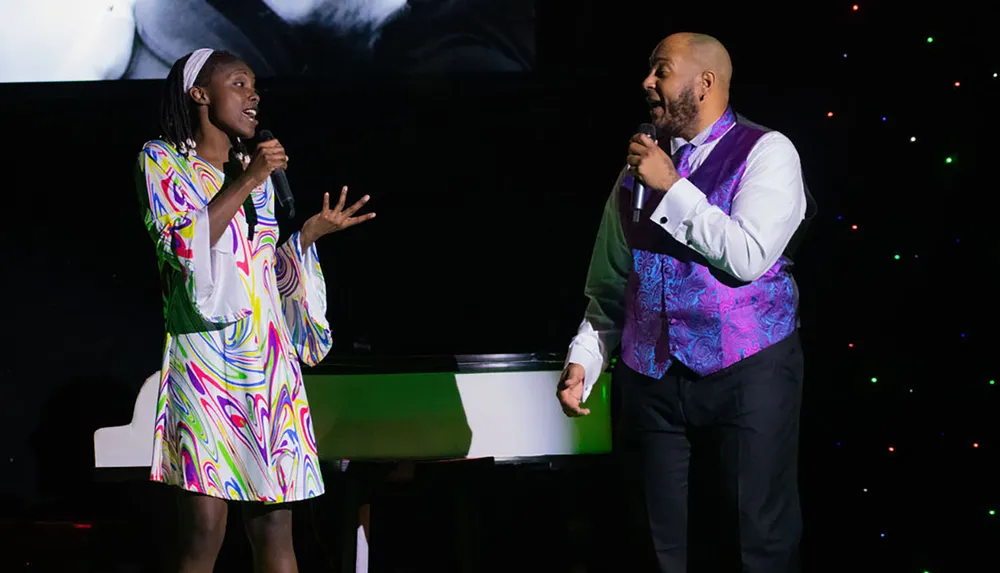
[357,504,370,572]
[360,503,370,543]
[342,459,492,572]
[339,467,361,573]
[336,463,379,573]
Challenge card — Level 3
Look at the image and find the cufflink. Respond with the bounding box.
[659,216,668,224]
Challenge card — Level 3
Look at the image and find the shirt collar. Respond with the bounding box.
[669,107,736,155]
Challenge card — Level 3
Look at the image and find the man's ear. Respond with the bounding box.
[699,70,716,100]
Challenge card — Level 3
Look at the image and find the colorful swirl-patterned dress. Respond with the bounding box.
[137,140,330,503]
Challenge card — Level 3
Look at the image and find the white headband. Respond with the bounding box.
[182,48,215,92]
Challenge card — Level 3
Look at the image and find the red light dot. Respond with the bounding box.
[848,343,854,348]
[851,224,858,230]
[888,446,895,452]
[827,111,834,117]
[852,4,859,10]
[973,443,979,448]
[954,81,961,87]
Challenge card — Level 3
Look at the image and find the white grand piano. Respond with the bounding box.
[94,353,612,572]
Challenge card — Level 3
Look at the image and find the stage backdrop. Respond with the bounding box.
[0,0,535,83]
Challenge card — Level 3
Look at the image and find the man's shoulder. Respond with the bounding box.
[733,111,816,227]
[752,130,799,161]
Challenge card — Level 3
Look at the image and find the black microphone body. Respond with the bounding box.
[258,130,295,218]
[631,123,658,223]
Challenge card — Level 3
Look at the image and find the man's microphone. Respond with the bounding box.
[258,130,295,218]
[631,123,658,223]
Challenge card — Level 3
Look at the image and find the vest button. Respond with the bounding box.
[659,216,668,224]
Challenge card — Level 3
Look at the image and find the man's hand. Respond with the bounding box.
[626,133,680,193]
[557,363,591,417]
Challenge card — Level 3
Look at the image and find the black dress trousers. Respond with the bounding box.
[611,332,804,573]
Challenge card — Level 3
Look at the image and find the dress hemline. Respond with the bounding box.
[150,475,327,504]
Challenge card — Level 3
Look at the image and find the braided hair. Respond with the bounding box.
[158,50,250,162]
[158,50,257,238]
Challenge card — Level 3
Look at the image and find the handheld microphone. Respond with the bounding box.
[258,130,295,218]
[631,123,658,223]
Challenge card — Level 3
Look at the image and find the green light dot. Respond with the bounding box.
[945,157,953,164]
[871,377,878,383]
[894,254,900,260]
[990,380,995,385]
[926,37,934,43]
[989,509,996,516]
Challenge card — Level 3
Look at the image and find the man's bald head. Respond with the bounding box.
[643,32,733,138]
[654,32,732,91]
[683,33,732,89]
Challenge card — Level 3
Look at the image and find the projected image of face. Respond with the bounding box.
[0,0,138,82]
[0,0,535,84]
[261,0,406,31]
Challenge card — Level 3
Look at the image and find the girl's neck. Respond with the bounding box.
[194,124,233,170]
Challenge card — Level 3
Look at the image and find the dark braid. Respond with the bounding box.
[158,54,195,157]
[158,50,257,239]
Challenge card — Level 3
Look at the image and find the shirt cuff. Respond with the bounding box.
[566,344,603,403]
[649,178,707,241]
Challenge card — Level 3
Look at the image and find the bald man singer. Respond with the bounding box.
[557,33,815,572]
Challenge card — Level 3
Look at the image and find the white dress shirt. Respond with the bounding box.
[566,119,807,401]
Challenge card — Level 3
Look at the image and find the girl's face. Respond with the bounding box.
[197,60,260,140]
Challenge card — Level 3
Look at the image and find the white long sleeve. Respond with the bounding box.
[649,131,806,282]
[565,168,633,402]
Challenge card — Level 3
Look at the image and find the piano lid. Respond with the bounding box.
[305,352,570,375]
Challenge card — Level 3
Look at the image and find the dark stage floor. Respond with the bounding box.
[2,450,994,573]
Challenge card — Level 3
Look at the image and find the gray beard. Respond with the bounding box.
[263,0,407,33]
[660,87,700,140]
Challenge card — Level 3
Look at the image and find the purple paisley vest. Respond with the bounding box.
[618,111,799,379]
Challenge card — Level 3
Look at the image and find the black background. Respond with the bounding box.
[0,1,996,571]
